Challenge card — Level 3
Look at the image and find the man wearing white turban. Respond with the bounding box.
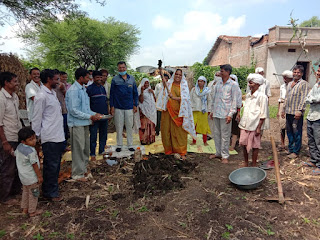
[238,73,268,167]
[277,70,293,151]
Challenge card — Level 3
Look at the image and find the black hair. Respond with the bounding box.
[88,70,93,73]
[117,61,127,66]
[164,73,170,78]
[75,68,89,80]
[92,70,102,78]
[293,65,304,74]
[18,127,35,143]
[0,71,17,87]
[220,64,232,74]
[175,68,182,74]
[29,67,40,75]
[60,71,67,75]
[40,69,59,84]
[100,69,108,75]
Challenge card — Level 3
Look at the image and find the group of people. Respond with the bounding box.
[0,60,320,217]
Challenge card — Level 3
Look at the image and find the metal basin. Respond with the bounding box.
[229,167,267,190]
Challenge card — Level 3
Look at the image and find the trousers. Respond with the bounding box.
[213,118,232,159]
[89,120,108,156]
[114,108,133,148]
[42,142,64,198]
[286,114,303,154]
[307,119,320,166]
[70,126,90,179]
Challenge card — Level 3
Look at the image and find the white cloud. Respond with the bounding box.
[130,11,246,68]
[152,15,173,30]
[0,22,27,56]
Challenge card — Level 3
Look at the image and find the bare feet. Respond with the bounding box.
[204,142,208,146]
[76,177,88,182]
[90,156,96,161]
[209,154,221,159]
[221,158,228,164]
[22,208,28,215]
[229,147,235,151]
[190,142,196,145]
[239,161,248,167]
[181,155,186,160]
[29,209,43,217]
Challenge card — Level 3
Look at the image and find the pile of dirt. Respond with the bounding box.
[132,154,197,197]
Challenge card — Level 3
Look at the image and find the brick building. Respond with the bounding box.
[206,26,320,87]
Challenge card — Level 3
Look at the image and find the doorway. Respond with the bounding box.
[296,61,310,82]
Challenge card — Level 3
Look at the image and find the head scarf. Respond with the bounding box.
[195,76,211,113]
[137,78,157,125]
[156,70,196,139]
[230,74,238,84]
[282,70,293,79]
[255,67,264,73]
[247,73,264,85]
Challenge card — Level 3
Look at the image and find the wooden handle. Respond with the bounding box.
[270,136,285,204]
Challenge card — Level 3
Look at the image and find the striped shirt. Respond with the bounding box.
[211,78,238,118]
[284,79,308,115]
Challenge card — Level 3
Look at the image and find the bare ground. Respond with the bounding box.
[1,90,320,240]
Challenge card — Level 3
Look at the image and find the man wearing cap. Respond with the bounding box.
[277,70,293,150]
[239,73,268,167]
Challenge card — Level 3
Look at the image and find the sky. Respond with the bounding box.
[0,0,319,69]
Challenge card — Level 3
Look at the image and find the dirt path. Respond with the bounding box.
[1,91,320,240]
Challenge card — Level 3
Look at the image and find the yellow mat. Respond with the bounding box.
[62,132,237,161]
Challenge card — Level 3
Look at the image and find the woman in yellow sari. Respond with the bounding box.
[156,69,196,160]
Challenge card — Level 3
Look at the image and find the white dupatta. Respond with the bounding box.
[138,78,157,125]
[156,70,196,139]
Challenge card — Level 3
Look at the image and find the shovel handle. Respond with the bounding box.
[270,136,285,204]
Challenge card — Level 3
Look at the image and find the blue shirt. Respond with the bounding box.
[66,81,95,127]
[86,83,108,116]
[110,74,138,110]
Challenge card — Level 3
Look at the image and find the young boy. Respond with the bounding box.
[15,127,43,217]
[239,73,268,167]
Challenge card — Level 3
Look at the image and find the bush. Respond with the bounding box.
[190,62,255,91]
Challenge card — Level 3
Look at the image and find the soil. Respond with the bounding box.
[1,89,320,240]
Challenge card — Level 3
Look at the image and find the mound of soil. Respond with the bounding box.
[132,154,197,197]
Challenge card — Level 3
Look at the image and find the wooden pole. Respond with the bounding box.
[270,136,285,204]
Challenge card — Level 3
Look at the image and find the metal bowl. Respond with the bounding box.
[229,167,267,190]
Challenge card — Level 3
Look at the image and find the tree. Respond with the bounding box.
[21,16,140,73]
[300,16,320,27]
[0,0,105,26]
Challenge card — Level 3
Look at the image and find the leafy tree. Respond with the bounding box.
[300,16,320,27]
[0,0,105,26]
[21,16,140,73]
[191,62,255,90]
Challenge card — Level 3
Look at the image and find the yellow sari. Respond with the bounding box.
[161,83,188,156]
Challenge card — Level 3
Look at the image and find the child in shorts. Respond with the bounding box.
[15,127,43,217]
[239,73,268,167]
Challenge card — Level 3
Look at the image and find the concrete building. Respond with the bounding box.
[206,26,320,87]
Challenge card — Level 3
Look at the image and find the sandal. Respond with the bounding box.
[259,160,275,170]
[303,161,317,168]
[312,168,320,175]
[174,153,182,160]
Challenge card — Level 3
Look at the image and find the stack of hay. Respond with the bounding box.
[0,53,28,109]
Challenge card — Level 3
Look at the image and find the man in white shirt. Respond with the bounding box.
[304,66,320,173]
[155,73,169,135]
[25,68,42,124]
[239,73,268,167]
[277,70,293,150]
[32,69,65,202]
